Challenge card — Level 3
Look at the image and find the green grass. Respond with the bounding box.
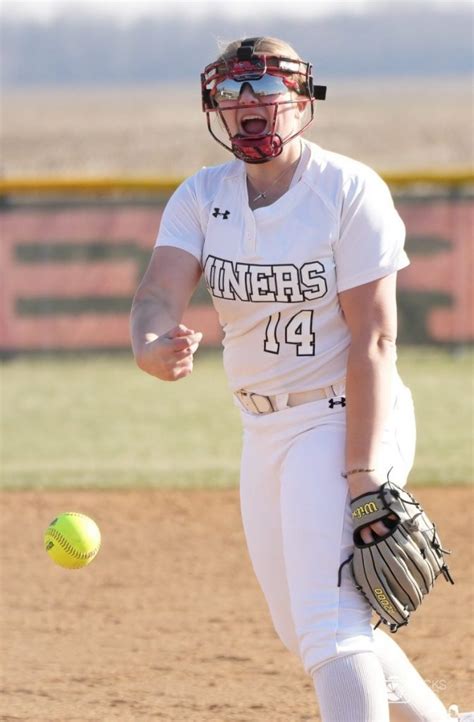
[1,351,242,490]
[396,348,473,484]
[1,348,472,490]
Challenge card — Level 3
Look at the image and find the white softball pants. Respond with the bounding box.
[239,378,416,677]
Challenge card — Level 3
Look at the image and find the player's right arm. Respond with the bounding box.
[130,246,203,381]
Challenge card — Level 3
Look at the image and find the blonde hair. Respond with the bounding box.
[217,36,301,64]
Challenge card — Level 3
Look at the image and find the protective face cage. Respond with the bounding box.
[201,37,326,164]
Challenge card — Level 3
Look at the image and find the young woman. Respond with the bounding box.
[131,36,466,722]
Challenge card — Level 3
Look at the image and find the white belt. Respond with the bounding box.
[235,380,346,415]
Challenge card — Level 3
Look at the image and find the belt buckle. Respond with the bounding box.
[237,390,274,414]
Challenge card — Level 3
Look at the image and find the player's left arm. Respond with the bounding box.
[338,272,399,542]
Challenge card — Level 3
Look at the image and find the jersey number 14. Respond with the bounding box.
[264,310,316,356]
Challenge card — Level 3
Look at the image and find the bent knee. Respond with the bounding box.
[272,613,375,676]
[303,630,375,677]
[272,616,300,656]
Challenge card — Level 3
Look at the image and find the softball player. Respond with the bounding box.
[131,37,470,722]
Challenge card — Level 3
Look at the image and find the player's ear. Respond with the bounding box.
[291,90,306,116]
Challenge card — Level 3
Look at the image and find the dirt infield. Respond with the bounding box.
[1,487,472,722]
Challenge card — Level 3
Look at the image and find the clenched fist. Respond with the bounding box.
[136,324,203,381]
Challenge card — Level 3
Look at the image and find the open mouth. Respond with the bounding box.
[240,115,268,136]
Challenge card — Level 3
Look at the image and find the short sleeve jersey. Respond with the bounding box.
[155,140,409,395]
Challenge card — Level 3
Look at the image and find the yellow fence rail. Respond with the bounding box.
[0,169,473,195]
[0,177,180,194]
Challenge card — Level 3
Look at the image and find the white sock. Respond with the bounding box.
[313,651,390,722]
[373,627,450,721]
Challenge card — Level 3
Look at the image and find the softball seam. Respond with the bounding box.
[45,526,100,560]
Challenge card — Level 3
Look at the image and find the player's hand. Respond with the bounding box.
[348,471,397,545]
[138,324,203,381]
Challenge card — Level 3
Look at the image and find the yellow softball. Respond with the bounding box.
[44,512,101,569]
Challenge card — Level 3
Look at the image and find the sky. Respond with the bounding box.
[2,0,467,21]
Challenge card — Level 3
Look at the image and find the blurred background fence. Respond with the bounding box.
[1,171,472,354]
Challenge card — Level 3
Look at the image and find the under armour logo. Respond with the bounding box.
[212,208,230,219]
[329,397,346,409]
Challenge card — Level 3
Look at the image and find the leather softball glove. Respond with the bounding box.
[339,480,454,631]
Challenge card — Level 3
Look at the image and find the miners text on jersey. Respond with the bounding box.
[204,255,328,303]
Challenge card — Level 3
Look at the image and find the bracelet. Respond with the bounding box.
[341,467,376,479]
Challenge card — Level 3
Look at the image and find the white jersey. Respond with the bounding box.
[155,140,409,395]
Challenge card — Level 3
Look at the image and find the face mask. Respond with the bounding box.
[201,51,326,163]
